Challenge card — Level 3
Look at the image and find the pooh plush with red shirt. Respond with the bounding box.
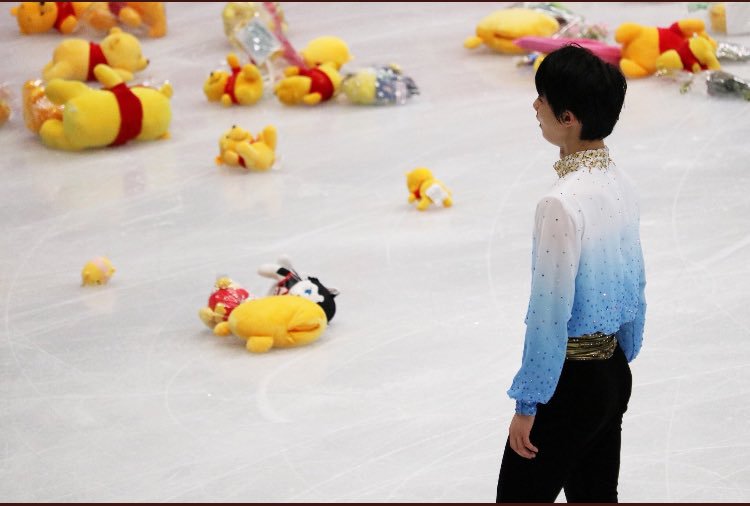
[10,1,91,35]
[42,26,148,82]
[615,19,720,78]
[38,63,171,151]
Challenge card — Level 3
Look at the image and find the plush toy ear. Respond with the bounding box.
[10,6,18,16]
[109,26,123,35]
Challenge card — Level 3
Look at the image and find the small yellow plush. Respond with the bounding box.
[81,256,115,286]
[213,295,328,353]
[710,3,727,34]
[615,19,719,78]
[406,167,453,211]
[274,62,342,106]
[84,2,167,38]
[203,53,263,106]
[39,64,172,151]
[464,8,559,54]
[300,36,352,70]
[43,26,148,82]
[216,124,277,171]
[11,1,91,35]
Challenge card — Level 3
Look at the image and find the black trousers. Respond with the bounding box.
[496,345,632,503]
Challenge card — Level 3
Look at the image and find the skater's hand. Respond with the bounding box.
[509,413,538,459]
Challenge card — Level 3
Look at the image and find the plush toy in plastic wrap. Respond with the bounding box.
[615,20,720,78]
[10,1,90,35]
[216,124,277,171]
[204,53,263,106]
[0,85,11,126]
[212,295,328,353]
[657,67,750,100]
[257,255,339,322]
[37,64,172,151]
[341,64,419,106]
[199,277,254,330]
[81,256,115,286]
[464,7,559,54]
[81,2,167,38]
[406,167,453,211]
[274,62,342,106]
[22,80,63,133]
[42,27,149,82]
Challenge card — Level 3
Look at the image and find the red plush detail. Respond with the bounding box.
[300,68,334,101]
[208,287,250,320]
[87,42,109,81]
[107,83,143,146]
[54,2,75,32]
[657,23,702,72]
[238,156,246,168]
[223,65,241,104]
[412,189,421,200]
[107,2,127,16]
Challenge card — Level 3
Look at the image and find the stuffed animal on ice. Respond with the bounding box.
[81,256,115,286]
[216,124,277,171]
[212,295,328,353]
[615,19,720,78]
[82,2,167,38]
[42,26,148,82]
[258,255,339,322]
[198,277,253,329]
[274,62,342,106]
[0,86,11,126]
[203,53,263,106]
[22,80,64,133]
[464,8,560,54]
[341,64,419,105]
[38,64,172,151]
[10,1,91,35]
[300,36,352,70]
[406,167,453,211]
[513,37,622,69]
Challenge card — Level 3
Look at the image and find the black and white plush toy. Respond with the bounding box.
[257,255,339,322]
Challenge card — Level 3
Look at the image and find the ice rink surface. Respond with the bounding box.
[2,2,750,502]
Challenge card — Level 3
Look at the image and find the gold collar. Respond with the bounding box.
[553,147,612,178]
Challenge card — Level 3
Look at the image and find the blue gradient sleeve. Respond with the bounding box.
[508,197,581,416]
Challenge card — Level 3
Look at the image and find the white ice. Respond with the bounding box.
[1,2,750,502]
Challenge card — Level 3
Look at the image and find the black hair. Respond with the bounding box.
[535,45,627,140]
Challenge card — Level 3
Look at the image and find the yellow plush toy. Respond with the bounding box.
[213,295,328,353]
[216,124,277,171]
[274,62,342,106]
[81,256,115,286]
[300,36,352,70]
[464,8,560,54]
[43,26,148,82]
[38,64,172,151]
[10,1,91,35]
[406,167,453,211]
[83,2,167,38]
[615,19,720,78]
[203,53,263,106]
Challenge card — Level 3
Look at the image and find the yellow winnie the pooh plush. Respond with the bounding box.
[203,53,263,106]
[300,36,353,70]
[406,167,453,211]
[216,124,277,171]
[43,26,148,82]
[38,64,172,151]
[274,62,342,106]
[213,295,328,353]
[464,8,559,54]
[10,1,91,35]
[615,19,720,78]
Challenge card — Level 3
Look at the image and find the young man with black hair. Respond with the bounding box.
[496,45,646,503]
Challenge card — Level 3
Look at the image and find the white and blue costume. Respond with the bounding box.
[508,147,646,416]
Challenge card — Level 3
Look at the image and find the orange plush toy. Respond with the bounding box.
[615,19,720,78]
[10,2,91,35]
[83,2,167,38]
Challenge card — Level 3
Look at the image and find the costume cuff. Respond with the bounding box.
[515,400,537,416]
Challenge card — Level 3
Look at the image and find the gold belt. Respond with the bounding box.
[566,332,617,360]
